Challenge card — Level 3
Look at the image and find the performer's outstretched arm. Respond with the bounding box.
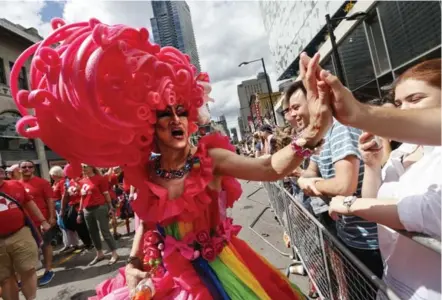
[210,144,308,181]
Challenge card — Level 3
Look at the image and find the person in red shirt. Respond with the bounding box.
[60,175,93,249]
[105,168,121,240]
[78,165,118,266]
[0,166,50,300]
[50,166,80,252]
[19,160,56,286]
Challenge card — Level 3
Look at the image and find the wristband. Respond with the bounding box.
[291,138,324,159]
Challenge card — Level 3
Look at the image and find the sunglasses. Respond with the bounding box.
[21,165,34,169]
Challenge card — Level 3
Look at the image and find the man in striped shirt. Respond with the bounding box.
[283,80,383,278]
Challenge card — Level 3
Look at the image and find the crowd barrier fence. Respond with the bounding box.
[248,181,441,300]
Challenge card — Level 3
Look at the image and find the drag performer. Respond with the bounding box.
[10,18,332,299]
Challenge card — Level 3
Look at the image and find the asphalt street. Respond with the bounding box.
[22,180,308,300]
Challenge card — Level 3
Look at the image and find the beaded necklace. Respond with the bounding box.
[153,152,200,180]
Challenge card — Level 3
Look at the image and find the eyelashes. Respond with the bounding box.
[156,106,188,118]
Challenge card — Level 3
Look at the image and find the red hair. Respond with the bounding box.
[395,58,441,89]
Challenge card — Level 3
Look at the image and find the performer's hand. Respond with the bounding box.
[126,263,149,297]
[76,215,83,224]
[299,53,333,147]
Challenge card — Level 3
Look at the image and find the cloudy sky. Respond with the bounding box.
[1,0,280,139]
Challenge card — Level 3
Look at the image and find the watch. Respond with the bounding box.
[343,196,357,213]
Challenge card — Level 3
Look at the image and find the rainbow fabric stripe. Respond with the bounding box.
[161,221,306,300]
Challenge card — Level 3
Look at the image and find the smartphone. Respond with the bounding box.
[372,135,382,150]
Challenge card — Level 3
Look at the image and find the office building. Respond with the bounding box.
[230,128,238,144]
[237,72,270,134]
[0,19,66,179]
[215,115,230,138]
[260,1,441,102]
[151,1,201,72]
[237,116,246,140]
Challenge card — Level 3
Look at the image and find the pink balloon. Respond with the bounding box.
[9,18,204,172]
[63,163,82,179]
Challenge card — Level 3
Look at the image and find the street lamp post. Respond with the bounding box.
[325,11,367,87]
[238,58,277,125]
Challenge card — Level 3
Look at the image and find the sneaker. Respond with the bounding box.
[38,271,55,286]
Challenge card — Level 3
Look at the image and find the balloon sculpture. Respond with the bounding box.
[10,18,207,176]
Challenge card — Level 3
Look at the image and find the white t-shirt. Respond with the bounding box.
[377,144,441,300]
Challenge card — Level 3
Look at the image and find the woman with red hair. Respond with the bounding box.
[329,59,441,300]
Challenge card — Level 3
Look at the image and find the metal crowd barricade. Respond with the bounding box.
[260,181,402,300]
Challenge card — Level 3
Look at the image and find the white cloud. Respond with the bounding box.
[1,0,279,140]
[0,0,52,36]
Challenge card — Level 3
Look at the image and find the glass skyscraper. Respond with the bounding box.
[151,1,201,72]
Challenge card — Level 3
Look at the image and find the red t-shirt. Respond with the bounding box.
[20,176,54,226]
[80,175,109,208]
[67,179,82,206]
[53,179,65,200]
[0,180,31,236]
[108,174,118,200]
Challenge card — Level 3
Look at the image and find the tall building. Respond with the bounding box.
[237,116,245,140]
[237,72,270,134]
[230,128,238,144]
[0,19,65,180]
[151,1,201,72]
[260,1,441,101]
[216,115,230,138]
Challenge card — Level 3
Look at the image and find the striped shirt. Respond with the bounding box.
[311,121,379,250]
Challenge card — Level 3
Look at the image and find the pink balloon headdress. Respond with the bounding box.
[10,18,205,168]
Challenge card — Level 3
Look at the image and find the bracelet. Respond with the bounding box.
[291,138,324,159]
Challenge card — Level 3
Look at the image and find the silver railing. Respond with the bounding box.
[247,180,440,300]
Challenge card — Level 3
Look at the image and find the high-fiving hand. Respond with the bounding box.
[298,52,364,128]
[298,53,333,147]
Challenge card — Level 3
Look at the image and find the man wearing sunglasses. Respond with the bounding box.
[0,166,49,300]
[19,161,56,286]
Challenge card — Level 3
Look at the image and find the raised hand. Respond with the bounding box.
[319,68,364,126]
[298,53,333,147]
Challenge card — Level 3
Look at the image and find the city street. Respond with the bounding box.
[29,180,308,300]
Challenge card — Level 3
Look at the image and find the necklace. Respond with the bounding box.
[153,152,199,180]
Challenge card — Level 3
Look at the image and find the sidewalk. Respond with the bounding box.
[233,180,309,292]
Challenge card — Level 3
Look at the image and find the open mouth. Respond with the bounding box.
[171,128,185,139]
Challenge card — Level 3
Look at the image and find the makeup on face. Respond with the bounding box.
[156,105,189,142]
[156,105,188,119]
